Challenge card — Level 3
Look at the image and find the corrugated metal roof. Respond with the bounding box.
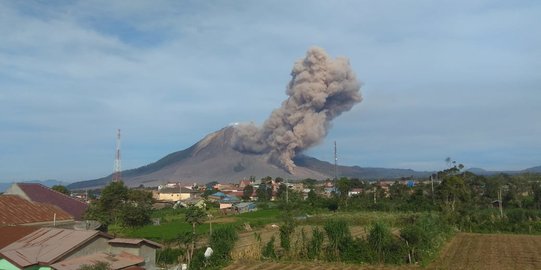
[0,226,39,249]
[0,195,73,226]
[16,183,88,220]
[0,227,110,268]
[50,251,144,270]
[108,238,163,248]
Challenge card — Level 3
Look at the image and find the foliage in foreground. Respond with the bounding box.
[190,225,239,270]
[258,213,453,266]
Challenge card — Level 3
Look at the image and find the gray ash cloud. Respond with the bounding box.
[233,47,362,173]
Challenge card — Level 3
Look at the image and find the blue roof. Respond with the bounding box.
[211,192,226,197]
[221,195,240,202]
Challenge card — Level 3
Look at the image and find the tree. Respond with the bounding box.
[185,205,206,267]
[242,184,254,201]
[389,181,408,202]
[52,185,70,195]
[256,183,269,201]
[84,181,152,229]
[437,175,469,212]
[276,183,287,200]
[307,189,320,207]
[85,181,128,226]
[119,189,153,227]
[336,178,352,209]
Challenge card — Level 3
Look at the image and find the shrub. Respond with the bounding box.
[156,247,183,266]
[323,219,351,260]
[368,222,393,263]
[307,227,325,260]
[262,236,277,260]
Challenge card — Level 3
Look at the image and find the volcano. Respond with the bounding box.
[68,126,330,189]
[68,126,432,190]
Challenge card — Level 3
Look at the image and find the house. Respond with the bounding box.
[214,183,238,192]
[4,183,88,220]
[348,188,363,197]
[177,198,206,209]
[233,202,257,214]
[155,187,198,202]
[238,179,251,189]
[0,195,74,227]
[207,192,227,202]
[0,227,162,270]
[108,238,162,268]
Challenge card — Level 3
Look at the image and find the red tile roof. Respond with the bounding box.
[16,183,88,220]
[0,226,39,249]
[0,195,73,226]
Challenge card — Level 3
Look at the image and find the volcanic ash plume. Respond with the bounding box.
[233,47,362,173]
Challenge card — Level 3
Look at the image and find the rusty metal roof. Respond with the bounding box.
[0,226,39,249]
[50,251,144,270]
[0,227,111,268]
[108,238,163,249]
[15,183,88,220]
[0,195,73,226]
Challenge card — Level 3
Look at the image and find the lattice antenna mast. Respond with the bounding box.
[113,129,121,182]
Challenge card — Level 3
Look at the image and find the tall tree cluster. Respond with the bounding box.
[85,181,153,228]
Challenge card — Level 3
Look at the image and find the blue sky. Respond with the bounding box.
[1,0,540,182]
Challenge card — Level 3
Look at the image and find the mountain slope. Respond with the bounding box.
[293,155,432,179]
[69,127,330,189]
[69,126,438,190]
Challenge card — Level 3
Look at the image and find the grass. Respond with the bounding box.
[116,206,417,243]
[118,207,282,242]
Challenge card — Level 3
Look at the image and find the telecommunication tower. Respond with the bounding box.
[113,129,122,182]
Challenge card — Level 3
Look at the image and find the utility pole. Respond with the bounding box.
[286,178,289,204]
[113,129,122,182]
[498,187,503,218]
[334,141,338,182]
[431,174,435,204]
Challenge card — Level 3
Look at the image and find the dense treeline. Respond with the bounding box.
[299,168,541,234]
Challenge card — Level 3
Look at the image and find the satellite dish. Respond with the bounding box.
[73,220,101,230]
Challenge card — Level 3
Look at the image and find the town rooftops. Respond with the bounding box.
[0,227,112,268]
[5,183,88,220]
[0,195,73,226]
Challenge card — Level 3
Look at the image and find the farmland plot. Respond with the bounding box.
[227,233,541,270]
[428,233,541,270]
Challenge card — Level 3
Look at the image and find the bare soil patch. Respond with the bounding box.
[428,233,541,270]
